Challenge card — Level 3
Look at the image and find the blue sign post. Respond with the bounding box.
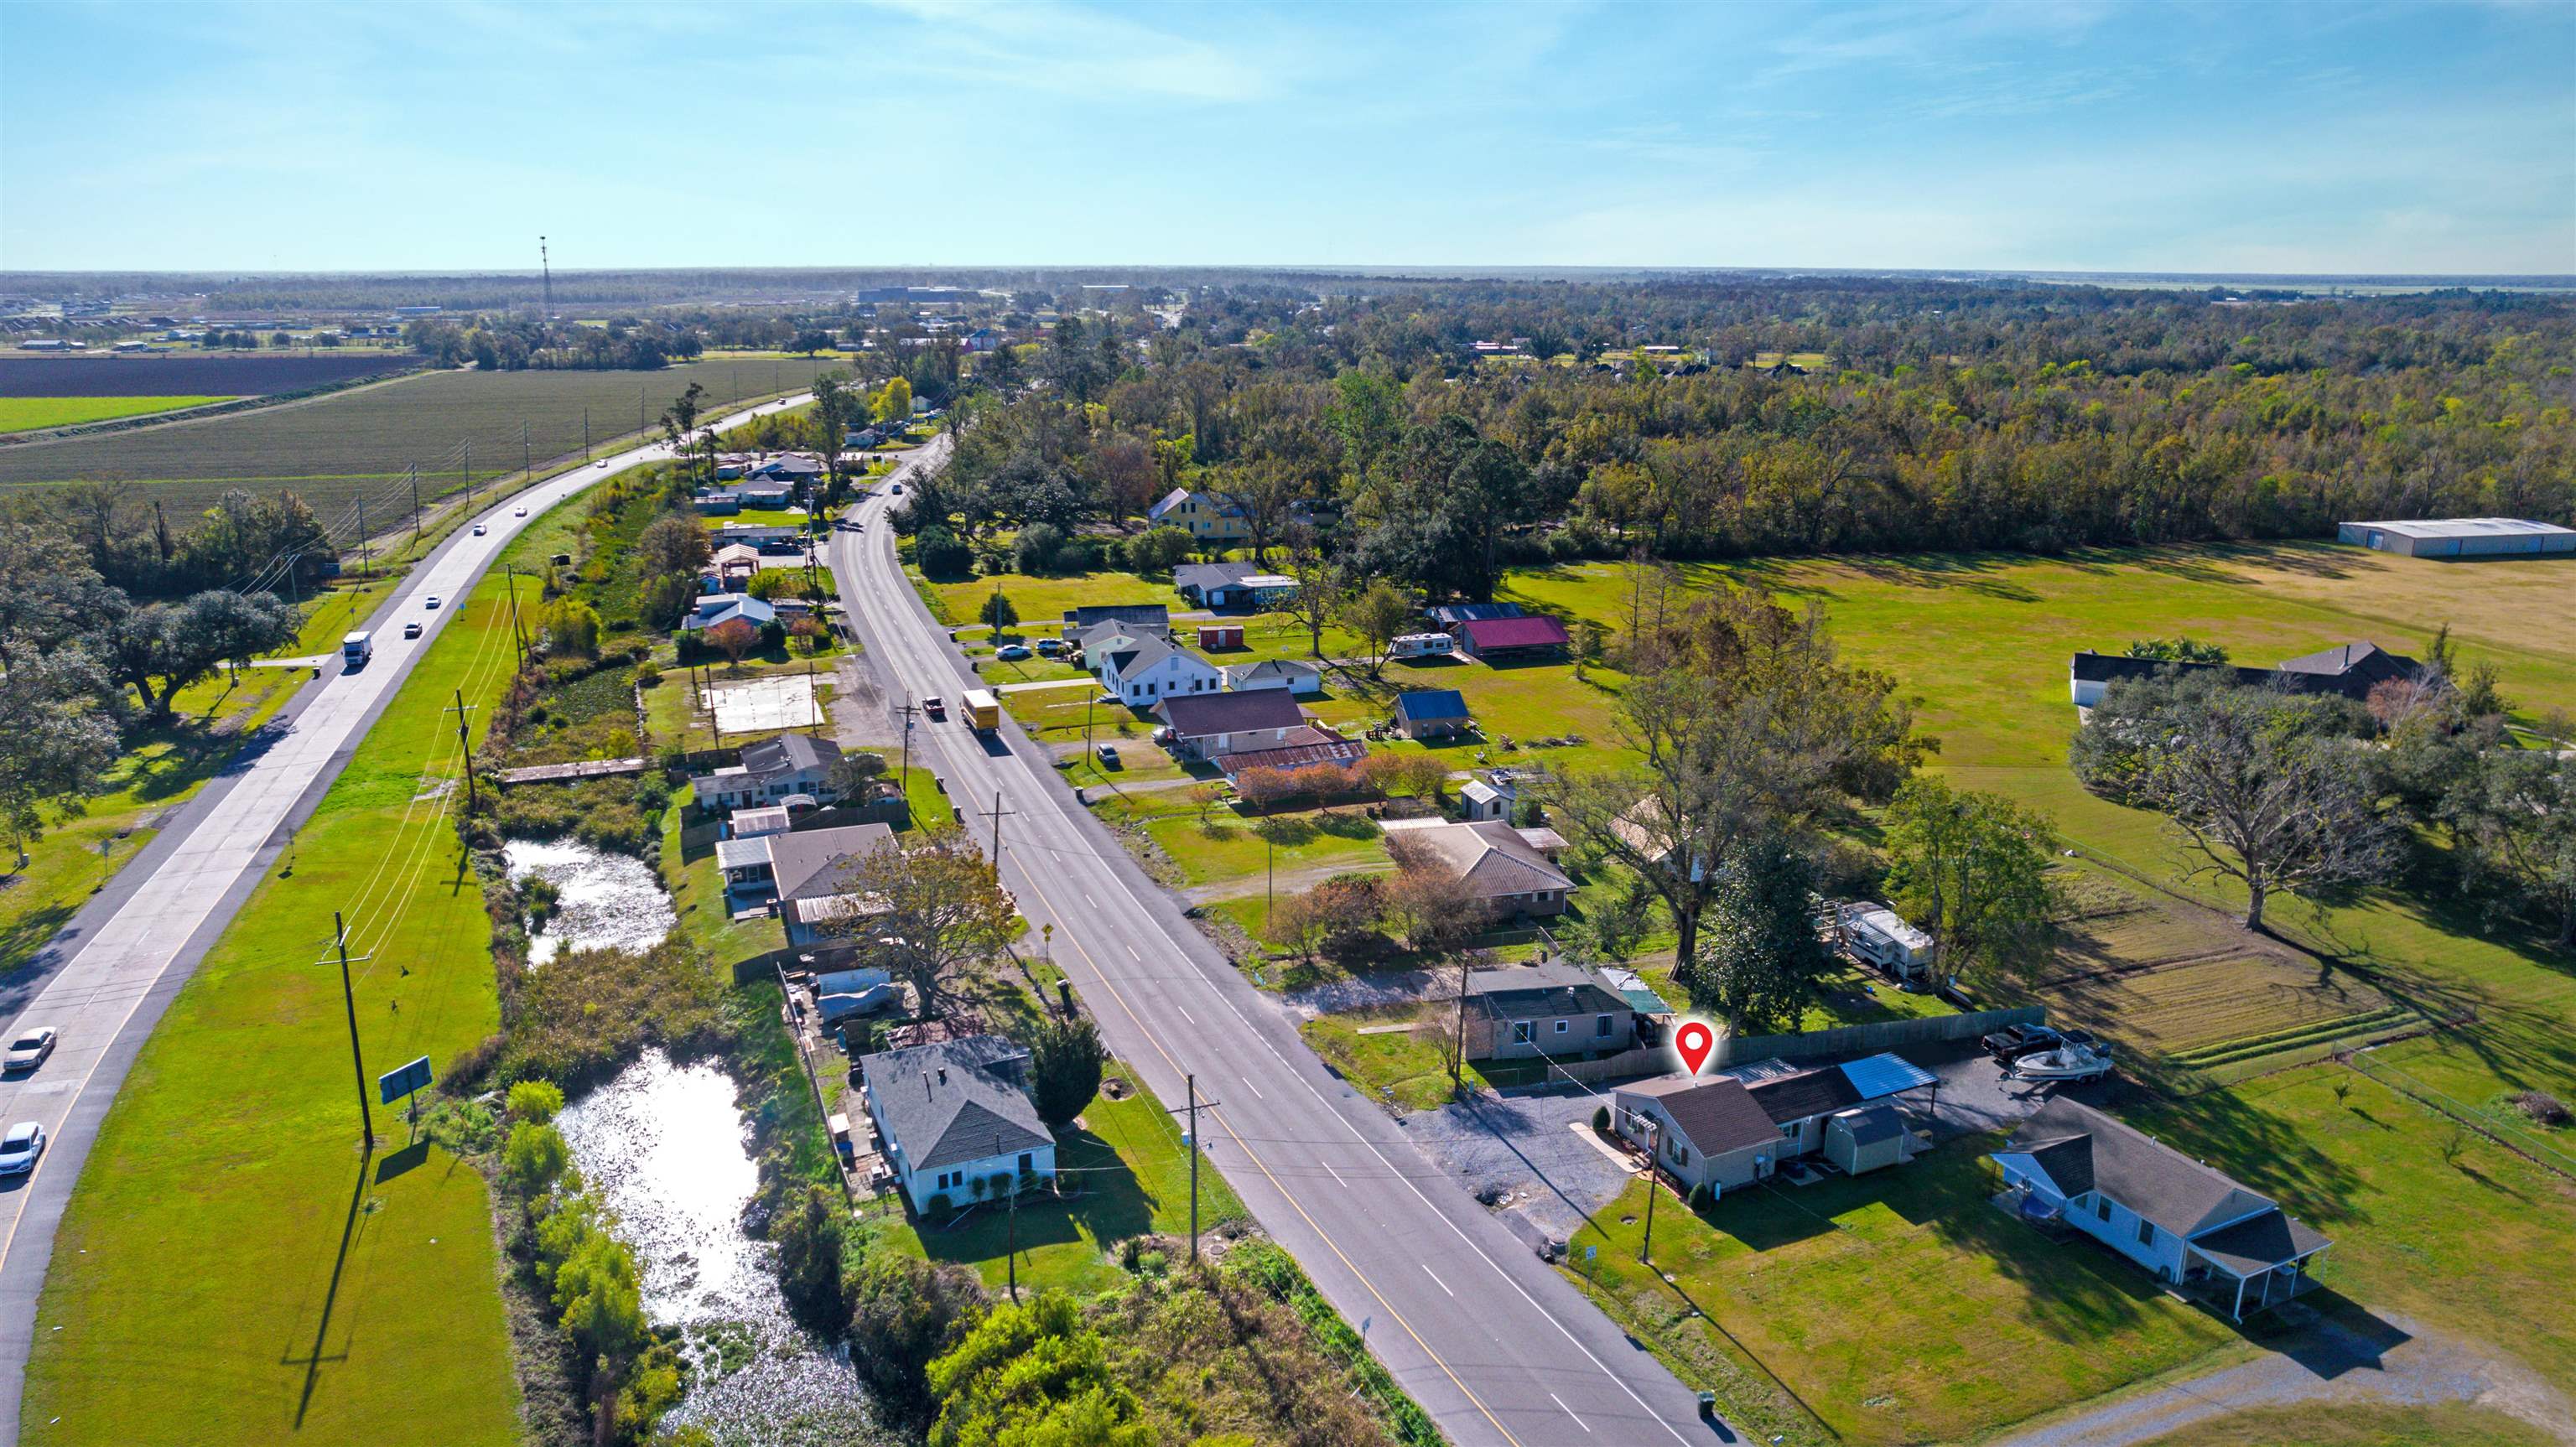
[379,1055,433,1112]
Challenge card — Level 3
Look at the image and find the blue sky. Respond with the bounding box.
[3,1,2570,275]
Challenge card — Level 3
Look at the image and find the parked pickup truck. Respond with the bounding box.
[1981,1023,2064,1066]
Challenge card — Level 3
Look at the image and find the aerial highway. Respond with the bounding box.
[0,392,815,1438]
[831,451,1723,1447]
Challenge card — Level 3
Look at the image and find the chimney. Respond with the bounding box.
[937,1066,948,1087]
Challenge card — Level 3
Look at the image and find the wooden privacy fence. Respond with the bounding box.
[1711,1004,2044,1070]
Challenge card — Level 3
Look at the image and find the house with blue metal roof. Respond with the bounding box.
[1394,688,1472,740]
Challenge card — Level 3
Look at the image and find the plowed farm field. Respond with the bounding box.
[0,355,841,516]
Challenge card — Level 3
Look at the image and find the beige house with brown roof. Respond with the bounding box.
[1394,819,1574,919]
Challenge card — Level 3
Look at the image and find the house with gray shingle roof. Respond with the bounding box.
[859,1035,1056,1213]
[1992,1097,2329,1320]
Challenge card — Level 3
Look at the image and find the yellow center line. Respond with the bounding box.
[1017,871,1524,1447]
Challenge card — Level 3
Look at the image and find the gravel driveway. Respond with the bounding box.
[1991,1308,2576,1446]
[1400,1085,1639,1245]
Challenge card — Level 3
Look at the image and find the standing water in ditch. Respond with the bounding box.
[502,838,678,963]
[556,1050,880,1444]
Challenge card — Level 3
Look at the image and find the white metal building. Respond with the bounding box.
[2336,517,2576,560]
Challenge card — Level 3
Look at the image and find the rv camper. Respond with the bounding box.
[1842,903,1936,983]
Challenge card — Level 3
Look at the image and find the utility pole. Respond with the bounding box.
[1006,1182,1019,1304]
[1452,953,1471,1090]
[445,690,480,814]
[409,464,421,546]
[462,440,471,509]
[1641,1116,1661,1263]
[522,420,531,478]
[583,407,590,460]
[896,700,919,790]
[979,790,1015,874]
[1187,1075,1201,1262]
[504,566,527,658]
[334,911,375,1150]
[356,496,369,578]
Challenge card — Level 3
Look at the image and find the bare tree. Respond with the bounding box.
[1280,528,1339,660]
[1544,585,1924,982]
[820,828,1016,1024]
[2075,675,2395,931]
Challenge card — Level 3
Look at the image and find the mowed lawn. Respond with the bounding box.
[1509,547,2576,1072]
[0,395,235,431]
[1565,1144,2242,1445]
[21,558,541,1444]
[872,1074,1246,1297]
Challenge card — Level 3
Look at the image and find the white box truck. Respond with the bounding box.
[341,630,373,666]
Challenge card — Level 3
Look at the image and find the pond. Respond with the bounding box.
[503,837,678,964]
[556,1050,881,1444]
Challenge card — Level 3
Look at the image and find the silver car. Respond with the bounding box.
[0,1121,45,1178]
[3,1027,56,1074]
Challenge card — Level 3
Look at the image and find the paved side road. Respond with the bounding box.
[835,467,1729,1447]
[0,392,813,1440]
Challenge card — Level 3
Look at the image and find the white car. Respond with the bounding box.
[472,523,487,536]
[3,1027,57,1075]
[514,505,528,516]
[0,1122,44,1178]
[423,595,440,609]
[402,621,423,640]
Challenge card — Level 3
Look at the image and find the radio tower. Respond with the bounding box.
[539,236,554,319]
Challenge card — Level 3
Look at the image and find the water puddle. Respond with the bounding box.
[556,1050,875,1444]
[502,838,678,964]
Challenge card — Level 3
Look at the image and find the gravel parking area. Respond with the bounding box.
[1402,1085,1638,1245]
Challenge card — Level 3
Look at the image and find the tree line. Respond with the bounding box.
[910,277,2568,603]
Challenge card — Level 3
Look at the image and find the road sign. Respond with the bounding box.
[378,1055,433,1105]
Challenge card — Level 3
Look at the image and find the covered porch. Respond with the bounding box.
[2184,1211,2332,1321]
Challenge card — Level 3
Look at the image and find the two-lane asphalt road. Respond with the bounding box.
[0,392,816,1439]
[833,458,1725,1447]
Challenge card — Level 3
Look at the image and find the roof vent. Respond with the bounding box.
[937,1066,948,1087]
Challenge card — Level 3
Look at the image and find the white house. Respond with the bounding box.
[1090,632,1223,707]
[1992,1097,2330,1320]
[1220,657,1323,696]
[859,1035,1057,1214]
[691,733,843,811]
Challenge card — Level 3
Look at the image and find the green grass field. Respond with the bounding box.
[21,546,539,1443]
[1501,545,2576,1439]
[0,356,844,516]
[872,1073,1248,1297]
[1565,1144,2243,1445]
[0,395,236,431]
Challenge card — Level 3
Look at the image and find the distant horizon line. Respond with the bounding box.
[3,263,2572,287]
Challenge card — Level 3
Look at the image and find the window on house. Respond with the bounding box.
[2096,1195,2112,1221]
[1554,1019,1570,1035]
[1512,1021,1534,1044]
[1779,1122,1800,1138]
[1596,1014,1613,1036]
[2137,1217,2156,1247]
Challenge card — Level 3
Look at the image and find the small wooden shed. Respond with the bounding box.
[1197,624,1245,650]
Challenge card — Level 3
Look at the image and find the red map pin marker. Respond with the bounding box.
[1674,1019,1716,1076]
